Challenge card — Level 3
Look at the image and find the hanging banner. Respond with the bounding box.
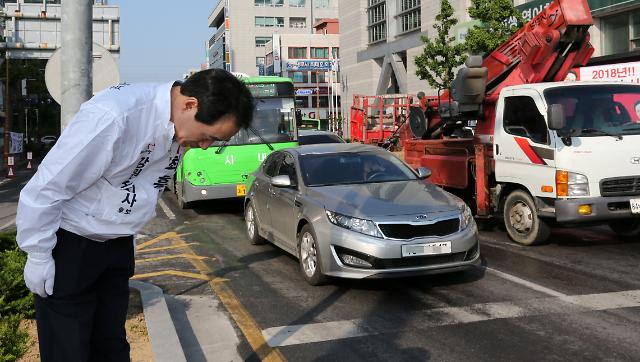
[272,34,281,74]
[10,132,24,154]
[576,61,640,83]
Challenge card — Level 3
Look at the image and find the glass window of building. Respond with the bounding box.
[289,71,309,83]
[256,57,266,65]
[296,96,310,108]
[368,0,387,44]
[255,0,284,6]
[314,0,330,8]
[602,10,640,55]
[290,17,307,28]
[255,36,271,47]
[288,47,308,58]
[332,47,339,59]
[311,71,328,83]
[289,0,306,7]
[312,96,329,108]
[255,16,285,27]
[311,47,329,58]
[398,0,421,34]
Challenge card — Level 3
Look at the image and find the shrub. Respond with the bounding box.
[0,248,34,318]
[0,314,29,362]
[0,231,17,252]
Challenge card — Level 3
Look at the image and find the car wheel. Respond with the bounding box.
[608,219,640,238]
[298,224,327,286]
[503,190,550,246]
[245,201,266,245]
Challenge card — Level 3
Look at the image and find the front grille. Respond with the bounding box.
[374,252,466,269]
[378,218,460,239]
[600,176,640,197]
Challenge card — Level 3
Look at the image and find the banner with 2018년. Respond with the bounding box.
[577,61,640,84]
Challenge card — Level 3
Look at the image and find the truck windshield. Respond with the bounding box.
[544,84,640,137]
[216,97,296,146]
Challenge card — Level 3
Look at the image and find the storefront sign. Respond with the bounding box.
[296,88,314,96]
[286,59,339,71]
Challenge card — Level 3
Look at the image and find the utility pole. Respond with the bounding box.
[3,57,11,168]
[61,0,93,129]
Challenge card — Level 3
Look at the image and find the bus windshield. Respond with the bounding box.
[220,97,296,145]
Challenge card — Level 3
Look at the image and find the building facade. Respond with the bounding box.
[208,0,338,75]
[263,28,340,126]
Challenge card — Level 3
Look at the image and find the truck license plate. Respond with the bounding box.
[631,199,640,214]
[402,242,452,257]
[236,184,247,197]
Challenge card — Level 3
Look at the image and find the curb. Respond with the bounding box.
[129,280,186,362]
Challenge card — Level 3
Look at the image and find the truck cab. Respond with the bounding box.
[493,82,640,244]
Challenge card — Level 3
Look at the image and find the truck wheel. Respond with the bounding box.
[503,190,550,245]
[608,219,640,238]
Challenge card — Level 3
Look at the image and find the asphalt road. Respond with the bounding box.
[3,172,639,361]
[156,192,640,362]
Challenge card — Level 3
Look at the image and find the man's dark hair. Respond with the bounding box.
[180,69,254,128]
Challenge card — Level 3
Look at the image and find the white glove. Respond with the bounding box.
[24,254,55,298]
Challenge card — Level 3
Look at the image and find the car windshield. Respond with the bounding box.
[299,133,344,145]
[217,97,296,145]
[544,84,640,137]
[300,151,417,186]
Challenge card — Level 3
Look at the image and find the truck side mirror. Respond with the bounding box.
[547,104,566,130]
[416,167,431,179]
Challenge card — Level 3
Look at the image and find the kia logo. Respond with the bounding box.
[416,214,428,220]
[631,157,640,165]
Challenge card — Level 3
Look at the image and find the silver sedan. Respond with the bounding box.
[244,144,480,285]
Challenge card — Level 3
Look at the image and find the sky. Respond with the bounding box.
[109,0,218,83]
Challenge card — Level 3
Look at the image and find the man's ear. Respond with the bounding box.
[184,97,198,111]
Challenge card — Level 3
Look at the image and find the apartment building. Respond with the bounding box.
[263,20,340,126]
[208,0,338,75]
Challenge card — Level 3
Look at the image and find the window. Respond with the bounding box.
[288,47,307,58]
[503,96,549,144]
[289,0,306,7]
[311,71,327,83]
[368,0,386,44]
[255,0,284,7]
[277,154,298,187]
[256,57,265,66]
[312,96,329,108]
[311,47,329,59]
[398,0,421,34]
[331,47,339,59]
[263,153,282,177]
[290,17,307,28]
[255,37,271,47]
[314,0,330,8]
[296,96,310,108]
[289,71,309,83]
[255,16,285,27]
[602,10,640,56]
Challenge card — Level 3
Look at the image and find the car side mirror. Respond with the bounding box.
[271,175,292,188]
[547,104,566,131]
[416,167,431,179]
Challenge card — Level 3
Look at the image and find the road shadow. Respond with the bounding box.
[189,198,245,216]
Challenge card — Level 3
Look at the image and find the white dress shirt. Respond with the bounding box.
[17,82,182,259]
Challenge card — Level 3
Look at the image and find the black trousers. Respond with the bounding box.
[35,229,135,362]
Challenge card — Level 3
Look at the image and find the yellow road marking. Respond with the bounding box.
[132,270,211,281]
[136,243,199,253]
[136,232,192,251]
[174,238,286,361]
[136,254,211,264]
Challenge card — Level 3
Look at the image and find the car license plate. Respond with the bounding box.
[631,199,640,214]
[236,184,247,197]
[402,242,452,257]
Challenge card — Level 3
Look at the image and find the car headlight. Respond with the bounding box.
[457,202,473,230]
[325,210,383,238]
[557,171,589,197]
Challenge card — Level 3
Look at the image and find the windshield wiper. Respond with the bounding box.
[573,128,623,140]
[215,141,228,154]
[249,127,274,151]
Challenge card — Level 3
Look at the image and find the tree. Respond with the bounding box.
[465,0,525,56]
[414,0,467,91]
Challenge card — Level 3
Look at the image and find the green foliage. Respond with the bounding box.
[0,314,29,362]
[465,0,525,55]
[0,231,18,252]
[414,0,467,91]
[0,248,34,318]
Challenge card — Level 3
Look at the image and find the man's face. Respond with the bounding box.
[173,101,240,149]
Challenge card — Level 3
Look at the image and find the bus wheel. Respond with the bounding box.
[175,180,191,209]
[503,190,550,246]
[609,219,640,238]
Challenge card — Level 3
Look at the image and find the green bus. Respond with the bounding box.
[173,76,299,207]
[297,116,322,130]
